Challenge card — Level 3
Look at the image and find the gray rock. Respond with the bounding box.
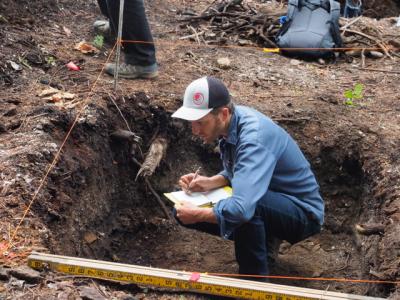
[7,277,25,290]
[369,51,384,58]
[216,57,231,69]
[8,266,42,283]
[290,59,301,66]
[79,286,107,300]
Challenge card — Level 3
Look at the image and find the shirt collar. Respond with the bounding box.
[224,108,238,145]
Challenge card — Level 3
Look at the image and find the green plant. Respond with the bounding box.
[45,56,56,66]
[93,35,104,49]
[344,83,364,106]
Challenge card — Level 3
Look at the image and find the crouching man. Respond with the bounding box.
[172,76,324,280]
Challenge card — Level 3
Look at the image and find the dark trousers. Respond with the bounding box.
[97,0,156,66]
[175,190,321,276]
[343,0,362,18]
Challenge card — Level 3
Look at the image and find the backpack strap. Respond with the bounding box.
[287,0,299,20]
[329,0,343,47]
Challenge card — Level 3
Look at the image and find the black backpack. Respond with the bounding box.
[275,0,343,58]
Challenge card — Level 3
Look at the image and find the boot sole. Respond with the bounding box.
[117,71,159,79]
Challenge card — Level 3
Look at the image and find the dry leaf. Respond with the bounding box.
[39,87,75,102]
[74,41,98,54]
[43,92,75,101]
[38,87,60,97]
[84,232,98,244]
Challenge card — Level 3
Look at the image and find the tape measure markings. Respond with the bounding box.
[28,252,385,300]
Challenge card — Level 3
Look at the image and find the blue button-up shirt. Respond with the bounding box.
[212,106,324,239]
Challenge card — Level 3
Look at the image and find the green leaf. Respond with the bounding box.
[344,90,353,99]
[93,35,104,49]
[344,99,354,106]
[353,83,363,94]
[353,83,364,98]
[45,56,56,66]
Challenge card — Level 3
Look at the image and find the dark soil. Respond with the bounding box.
[0,0,400,299]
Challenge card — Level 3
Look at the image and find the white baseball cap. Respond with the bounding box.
[172,76,230,121]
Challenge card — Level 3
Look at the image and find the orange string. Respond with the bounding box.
[207,272,400,285]
[119,39,397,52]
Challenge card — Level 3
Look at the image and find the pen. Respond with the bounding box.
[187,166,201,192]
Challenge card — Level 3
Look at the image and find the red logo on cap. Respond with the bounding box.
[193,92,204,106]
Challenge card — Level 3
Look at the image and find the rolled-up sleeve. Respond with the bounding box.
[218,169,230,182]
[213,141,277,239]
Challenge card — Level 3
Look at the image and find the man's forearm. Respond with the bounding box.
[197,207,218,224]
[208,174,229,190]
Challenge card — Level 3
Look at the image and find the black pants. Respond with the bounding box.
[97,0,156,66]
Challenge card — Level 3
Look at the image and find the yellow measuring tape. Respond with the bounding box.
[27,252,384,300]
[263,48,281,53]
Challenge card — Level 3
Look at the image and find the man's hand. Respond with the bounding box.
[178,174,229,194]
[179,174,211,193]
[175,201,217,224]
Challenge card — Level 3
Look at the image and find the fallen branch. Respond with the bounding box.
[136,136,168,179]
[179,31,205,40]
[344,29,393,59]
[340,15,362,33]
[355,223,385,235]
[131,156,175,223]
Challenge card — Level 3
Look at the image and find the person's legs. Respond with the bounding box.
[104,0,157,78]
[97,0,109,18]
[233,190,321,278]
[344,0,362,18]
[258,191,321,244]
[233,212,268,280]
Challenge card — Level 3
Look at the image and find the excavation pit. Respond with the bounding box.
[31,95,395,298]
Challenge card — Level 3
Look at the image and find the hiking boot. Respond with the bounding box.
[105,63,158,79]
[93,20,110,35]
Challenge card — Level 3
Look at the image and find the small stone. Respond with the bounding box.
[9,266,42,283]
[311,270,323,277]
[317,58,326,65]
[40,79,50,85]
[290,59,301,66]
[8,277,25,290]
[369,51,384,58]
[216,57,231,69]
[79,286,107,300]
[8,60,22,71]
[238,39,250,46]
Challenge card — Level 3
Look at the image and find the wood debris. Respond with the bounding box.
[179,0,400,58]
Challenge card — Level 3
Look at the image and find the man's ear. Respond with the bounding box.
[221,107,230,121]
